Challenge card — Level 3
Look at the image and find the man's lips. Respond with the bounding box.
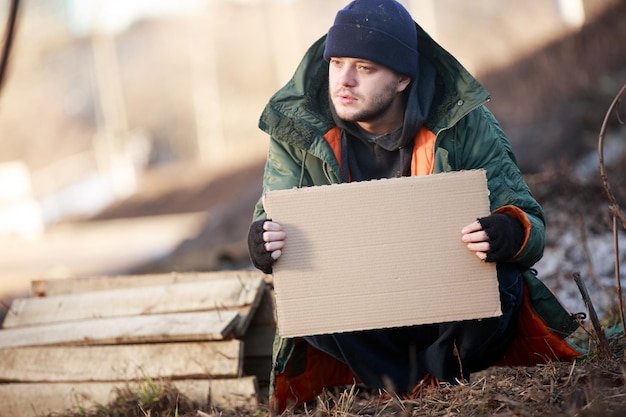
[336,92,358,105]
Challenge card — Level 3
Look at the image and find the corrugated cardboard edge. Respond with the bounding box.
[265,170,501,338]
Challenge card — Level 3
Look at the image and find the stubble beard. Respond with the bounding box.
[331,79,399,124]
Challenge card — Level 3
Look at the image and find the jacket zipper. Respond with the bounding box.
[435,98,490,140]
[433,98,490,169]
[322,161,334,184]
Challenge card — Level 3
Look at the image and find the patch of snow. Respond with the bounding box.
[536,207,626,320]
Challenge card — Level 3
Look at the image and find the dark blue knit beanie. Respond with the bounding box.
[323,0,418,78]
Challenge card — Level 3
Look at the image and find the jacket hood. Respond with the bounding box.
[258,22,490,150]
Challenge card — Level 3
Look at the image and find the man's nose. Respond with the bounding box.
[337,66,357,86]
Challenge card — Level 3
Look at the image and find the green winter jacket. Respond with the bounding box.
[253,24,579,413]
[254,31,545,267]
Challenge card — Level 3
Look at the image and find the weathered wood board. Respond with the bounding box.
[0,340,242,382]
[242,324,275,358]
[0,377,259,416]
[31,270,269,297]
[0,310,239,348]
[0,270,273,416]
[3,276,265,329]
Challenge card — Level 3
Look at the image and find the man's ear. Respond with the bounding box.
[397,74,411,93]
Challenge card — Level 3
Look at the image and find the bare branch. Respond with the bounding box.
[612,214,625,339]
[597,83,626,339]
[597,82,626,230]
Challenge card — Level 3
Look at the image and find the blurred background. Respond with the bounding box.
[0,0,625,319]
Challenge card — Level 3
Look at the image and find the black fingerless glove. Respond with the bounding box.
[247,219,274,274]
[477,213,525,263]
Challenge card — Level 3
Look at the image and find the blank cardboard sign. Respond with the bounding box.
[264,169,501,338]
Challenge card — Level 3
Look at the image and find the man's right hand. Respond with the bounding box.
[262,220,286,260]
[247,219,286,274]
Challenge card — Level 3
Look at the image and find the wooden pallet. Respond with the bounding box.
[0,270,276,416]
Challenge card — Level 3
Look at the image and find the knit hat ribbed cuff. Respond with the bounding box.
[324,24,418,78]
[323,0,419,79]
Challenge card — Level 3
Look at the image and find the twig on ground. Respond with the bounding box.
[573,272,612,359]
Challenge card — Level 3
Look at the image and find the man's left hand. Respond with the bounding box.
[461,213,524,262]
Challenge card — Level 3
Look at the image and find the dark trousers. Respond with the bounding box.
[304,263,523,392]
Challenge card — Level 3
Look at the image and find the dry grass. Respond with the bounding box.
[279,352,626,416]
[43,377,198,417]
[44,326,626,417]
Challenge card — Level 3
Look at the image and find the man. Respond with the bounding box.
[248,0,581,412]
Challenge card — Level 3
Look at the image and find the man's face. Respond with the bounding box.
[328,57,411,135]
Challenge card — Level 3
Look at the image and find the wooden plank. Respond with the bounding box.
[3,276,264,329]
[31,270,269,297]
[177,377,259,410]
[0,311,238,348]
[240,290,274,383]
[240,286,276,361]
[243,324,275,358]
[249,285,276,326]
[232,279,267,338]
[0,341,242,382]
[0,377,259,417]
[243,356,272,384]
